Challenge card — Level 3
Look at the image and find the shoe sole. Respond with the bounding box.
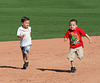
[69,70,76,73]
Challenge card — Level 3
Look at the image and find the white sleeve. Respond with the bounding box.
[30,27,31,32]
[17,28,20,36]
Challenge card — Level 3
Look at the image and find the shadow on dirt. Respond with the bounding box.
[37,68,71,73]
[0,66,22,69]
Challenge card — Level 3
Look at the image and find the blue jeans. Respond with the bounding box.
[21,45,31,56]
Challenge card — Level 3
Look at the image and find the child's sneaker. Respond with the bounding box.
[25,61,29,68]
[70,67,76,73]
[22,61,29,69]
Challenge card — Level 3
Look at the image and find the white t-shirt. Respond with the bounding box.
[17,26,32,47]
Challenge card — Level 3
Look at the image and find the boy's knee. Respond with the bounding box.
[78,55,83,60]
[67,56,75,61]
[25,50,29,54]
[24,52,28,55]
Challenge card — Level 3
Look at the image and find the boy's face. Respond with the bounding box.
[22,20,30,28]
[69,21,77,30]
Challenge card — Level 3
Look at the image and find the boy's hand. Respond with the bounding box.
[17,34,26,38]
[85,34,92,44]
[89,39,92,44]
[64,38,67,42]
[22,34,26,37]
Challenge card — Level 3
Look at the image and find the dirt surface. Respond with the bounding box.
[0,36,100,83]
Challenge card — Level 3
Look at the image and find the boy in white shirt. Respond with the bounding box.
[17,17,32,69]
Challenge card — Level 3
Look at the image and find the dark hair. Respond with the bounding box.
[69,19,78,24]
[21,17,30,22]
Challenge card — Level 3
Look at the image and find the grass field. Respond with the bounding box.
[0,0,100,41]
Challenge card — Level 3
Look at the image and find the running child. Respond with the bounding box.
[64,19,92,73]
[17,17,32,69]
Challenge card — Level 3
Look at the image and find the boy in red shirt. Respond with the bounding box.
[64,19,92,73]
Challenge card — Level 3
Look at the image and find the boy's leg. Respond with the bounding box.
[70,61,75,67]
[23,54,26,62]
[24,52,29,61]
[70,61,76,73]
[21,45,31,69]
[21,47,26,62]
[22,51,29,62]
[76,47,83,60]
[23,53,29,69]
[68,48,76,62]
[68,48,76,73]
[23,52,29,68]
[24,45,31,61]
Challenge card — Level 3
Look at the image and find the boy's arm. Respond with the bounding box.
[30,33,32,40]
[64,31,69,42]
[17,34,26,38]
[17,28,26,38]
[84,34,92,43]
[78,28,92,43]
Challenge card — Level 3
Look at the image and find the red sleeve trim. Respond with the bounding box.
[64,30,69,39]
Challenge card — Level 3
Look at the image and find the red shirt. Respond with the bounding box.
[64,27,86,48]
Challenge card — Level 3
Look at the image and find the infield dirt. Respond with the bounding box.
[0,36,100,83]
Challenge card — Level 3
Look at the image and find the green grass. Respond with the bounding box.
[0,0,100,41]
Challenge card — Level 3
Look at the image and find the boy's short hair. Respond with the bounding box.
[69,19,78,24]
[21,17,30,23]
